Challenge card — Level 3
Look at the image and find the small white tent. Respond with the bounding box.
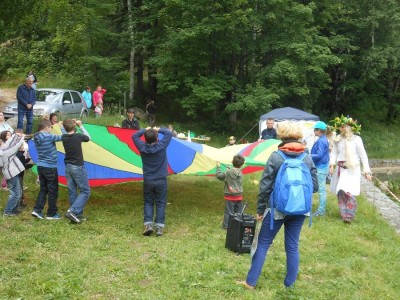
[259,107,320,148]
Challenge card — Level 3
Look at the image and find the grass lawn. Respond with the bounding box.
[1,169,399,300]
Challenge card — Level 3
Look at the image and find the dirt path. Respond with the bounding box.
[0,88,16,111]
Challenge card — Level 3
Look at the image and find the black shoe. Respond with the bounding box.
[155,226,164,237]
[143,224,154,236]
[65,211,81,224]
[76,214,87,221]
[31,211,44,219]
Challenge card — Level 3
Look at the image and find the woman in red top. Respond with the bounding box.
[92,85,106,112]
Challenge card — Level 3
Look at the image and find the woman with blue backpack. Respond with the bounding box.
[237,121,318,290]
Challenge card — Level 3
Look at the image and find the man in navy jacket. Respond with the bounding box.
[16,76,36,134]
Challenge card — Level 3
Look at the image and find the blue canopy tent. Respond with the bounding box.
[259,107,320,149]
[259,107,320,122]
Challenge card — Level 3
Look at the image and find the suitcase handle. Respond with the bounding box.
[240,201,249,217]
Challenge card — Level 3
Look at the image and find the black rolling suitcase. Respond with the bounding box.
[225,203,256,254]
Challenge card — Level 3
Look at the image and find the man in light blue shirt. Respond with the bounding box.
[311,121,330,216]
[82,86,92,109]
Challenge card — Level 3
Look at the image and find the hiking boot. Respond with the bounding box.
[155,226,164,237]
[46,213,62,220]
[143,224,154,236]
[31,211,44,219]
[65,211,81,224]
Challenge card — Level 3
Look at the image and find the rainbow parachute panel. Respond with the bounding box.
[28,124,280,186]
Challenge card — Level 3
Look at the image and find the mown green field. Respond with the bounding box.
[0,109,399,299]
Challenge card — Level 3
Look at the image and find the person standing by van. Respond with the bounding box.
[82,86,92,110]
[16,76,36,134]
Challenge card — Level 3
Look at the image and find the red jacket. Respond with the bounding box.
[93,89,106,107]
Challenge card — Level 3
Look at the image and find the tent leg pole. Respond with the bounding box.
[238,122,259,143]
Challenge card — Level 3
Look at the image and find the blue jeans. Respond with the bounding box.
[316,166,329,214]
[17,108,34,134]
[34,167,59,216]
[4,176,22,214]
[246,212,306,287]
[65,164,90,215]
[143,178,167,228]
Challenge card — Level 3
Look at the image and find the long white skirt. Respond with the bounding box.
[330,166,361,196]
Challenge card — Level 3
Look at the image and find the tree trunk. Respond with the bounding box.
[229,111,237,124]
[386,71,400,121]
[136,53,144,99]
[127,0,135,103]
[148,67,158,100]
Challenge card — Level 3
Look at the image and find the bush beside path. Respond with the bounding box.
[0,88,16,111]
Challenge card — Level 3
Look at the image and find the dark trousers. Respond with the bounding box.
[34,166,59,216]
[143,178,167,227]
[17,108,34,134]
[146,113,156,126]
[223,200,243,229]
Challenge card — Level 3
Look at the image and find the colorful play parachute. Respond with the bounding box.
[28,124,280,187]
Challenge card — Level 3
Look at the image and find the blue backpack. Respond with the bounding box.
[270,150,313,230]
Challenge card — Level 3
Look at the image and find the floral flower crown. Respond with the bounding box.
[329,115,361,134]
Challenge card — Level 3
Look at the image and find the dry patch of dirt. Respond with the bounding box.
[0,88,16,111]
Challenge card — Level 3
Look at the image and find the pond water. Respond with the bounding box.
[373,170,400,182]
[372,169,400,199]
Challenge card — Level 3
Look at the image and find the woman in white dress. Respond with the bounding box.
[329,116,372,223]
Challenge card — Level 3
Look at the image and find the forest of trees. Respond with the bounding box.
[1,0,400,124]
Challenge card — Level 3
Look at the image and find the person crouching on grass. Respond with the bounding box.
[1,132,25,217]
[132,126,173,236]
[216,154,245,229]
[60,119,91,224]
